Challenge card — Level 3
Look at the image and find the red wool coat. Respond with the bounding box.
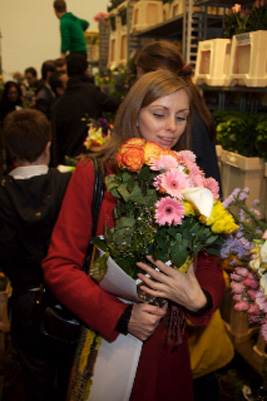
[42,159,225,401]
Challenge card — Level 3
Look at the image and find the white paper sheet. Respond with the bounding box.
[97,249,141,303]
[88,333,142,401]
[87,250,143,401]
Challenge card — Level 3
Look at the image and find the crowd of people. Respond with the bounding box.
[0,7,236,397]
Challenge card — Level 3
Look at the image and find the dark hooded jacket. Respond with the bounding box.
[0,168,71,289]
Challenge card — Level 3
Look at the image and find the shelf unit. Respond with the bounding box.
[129,0,226,66]
[199,85,267,112]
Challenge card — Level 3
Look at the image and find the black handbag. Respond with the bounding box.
[37,157,104,350]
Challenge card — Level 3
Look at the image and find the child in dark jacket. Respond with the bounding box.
[0,109,72,401]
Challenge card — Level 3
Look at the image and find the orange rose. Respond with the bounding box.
[116,152,124,168]
[122,147,145,171]
[143,142,165,164]
[118,138,146,154]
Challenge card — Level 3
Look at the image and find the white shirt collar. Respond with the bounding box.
[9,165,49,180]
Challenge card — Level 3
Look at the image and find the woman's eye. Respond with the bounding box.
[153,113,164,119]
[176,115,187,122]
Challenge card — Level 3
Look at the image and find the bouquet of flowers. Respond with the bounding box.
[91,139,238,296]
[82,116,112,151]
[221,188,267,341]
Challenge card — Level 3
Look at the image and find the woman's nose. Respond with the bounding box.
[166,116,176,132]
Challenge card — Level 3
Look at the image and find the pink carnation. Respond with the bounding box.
[155,196,185,226]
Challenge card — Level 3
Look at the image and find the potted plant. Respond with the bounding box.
[213,110,267,211]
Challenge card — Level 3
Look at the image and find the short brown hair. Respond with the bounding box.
[53,0,66,13]
[3,109,52,163]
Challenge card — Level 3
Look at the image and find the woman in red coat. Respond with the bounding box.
[42,70,225,401]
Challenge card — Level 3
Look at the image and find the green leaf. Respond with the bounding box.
[170,243,188,267]
[115,216,135,229]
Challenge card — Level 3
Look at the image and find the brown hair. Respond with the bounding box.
[53,0,66,13]
[96,70,192,163]
[135,41,216,142]
[3,109,51,163]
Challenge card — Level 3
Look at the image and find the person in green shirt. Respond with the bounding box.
[53,0,89,59]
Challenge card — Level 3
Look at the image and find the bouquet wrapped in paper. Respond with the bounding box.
[91,138,238,302]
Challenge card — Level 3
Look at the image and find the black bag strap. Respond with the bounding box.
[82,156,105,274]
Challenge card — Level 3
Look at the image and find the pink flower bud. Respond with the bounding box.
[243,277,259,289]
[231,282,246,294]
[230,273,242,282]
[234,300,249,312]
[248,304,261,315]
[233,294,242,302]
[234,267,249,277]
[247,289,258,301]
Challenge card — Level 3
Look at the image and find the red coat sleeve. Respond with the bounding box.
[42,159,128,342]
[186,252,225,326]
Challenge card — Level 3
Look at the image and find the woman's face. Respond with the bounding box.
[137,89,190,149]
[7,86,19,102]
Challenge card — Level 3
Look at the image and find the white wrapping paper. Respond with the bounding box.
[87,251,143,401]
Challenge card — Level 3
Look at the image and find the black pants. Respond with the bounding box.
[10,290,75,401]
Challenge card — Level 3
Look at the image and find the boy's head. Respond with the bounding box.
[3,109,52,164]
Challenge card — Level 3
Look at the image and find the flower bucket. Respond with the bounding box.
[0,280,12,333]
[224,30,267,88]
[220,149,265,211]
[130,1,163,34]
[193,38,232,86]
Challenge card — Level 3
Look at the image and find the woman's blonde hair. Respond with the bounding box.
[96,70,192,163]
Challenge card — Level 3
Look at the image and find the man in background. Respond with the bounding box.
[35,60,56,120]
[53,0,89,59]
[24,67,43,94]
[50,53,120,166]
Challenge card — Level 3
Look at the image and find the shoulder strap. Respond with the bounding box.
[82,156,105,274]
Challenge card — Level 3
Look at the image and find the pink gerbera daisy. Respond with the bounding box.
[154,169,191,199]
[155,196,185,226]
[204,177,220,200]
[177,150,196,167]
[149,155,178,171]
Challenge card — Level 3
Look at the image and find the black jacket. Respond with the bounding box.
[51,75,121,166]
[0,168,71,289]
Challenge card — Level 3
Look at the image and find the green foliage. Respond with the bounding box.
[213,110,267,160]
[95,54,136,100]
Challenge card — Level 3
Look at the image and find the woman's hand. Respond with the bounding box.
[137,256,207,312]
[128,302,168,341]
